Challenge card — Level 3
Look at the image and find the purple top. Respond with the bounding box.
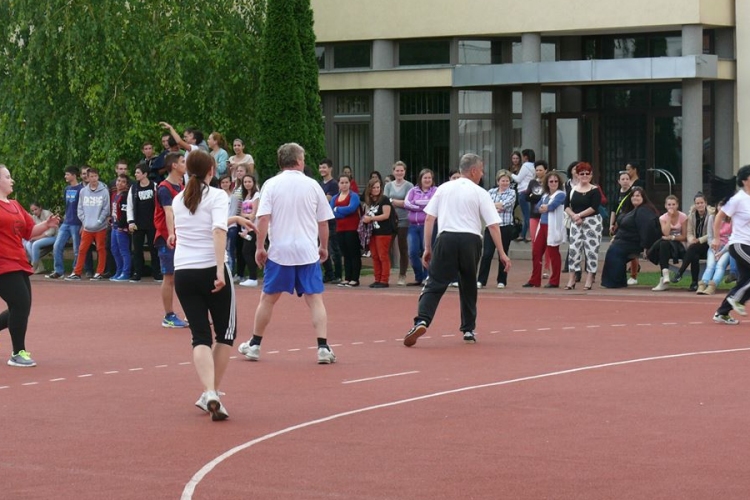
[404,186,437,226]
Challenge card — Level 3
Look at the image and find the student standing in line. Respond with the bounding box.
[403,154,511,347]
[0,165,60,367]
[384,161,414,286]
[109,174,132,281]
[66,167,110,281]
[172,150,254,421]
[127,163,159,282]
[237,143,337,364]
[47,166,83,279]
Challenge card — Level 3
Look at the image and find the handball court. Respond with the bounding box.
[3,260,750,499]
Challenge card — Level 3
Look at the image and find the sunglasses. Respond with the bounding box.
[578,171,592,176]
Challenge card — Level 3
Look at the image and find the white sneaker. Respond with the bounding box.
[627,277,638,285]
[238,341,261,361]
[651,279,669,291]
[195,392,208,413]
[449,282,459,287]
[476,282,483,289]
[497,283,505,289]
[204,390,229,421]
[727,296,747,316]
[240,278,258,287]
[232,275,241,283]
[317,346,336,364]
[397,276,406,286]
[713,313,740,325]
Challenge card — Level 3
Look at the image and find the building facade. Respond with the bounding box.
[311,0,747,204]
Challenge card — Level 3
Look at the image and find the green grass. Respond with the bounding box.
[632,272,734,290]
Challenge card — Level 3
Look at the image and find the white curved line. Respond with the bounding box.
[182,347,750,499]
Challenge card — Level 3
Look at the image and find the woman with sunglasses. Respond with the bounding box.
[524,171,566,288]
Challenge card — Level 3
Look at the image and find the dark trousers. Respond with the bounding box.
[0,271,32,353]
[415,232,482,333]
[678,241,709,283]
[174,265,236,348]
[601,240,641,288]
[338,230,362,282]
[241,233,258,280]
[131,228,159,278]
[477,225,513,286]
[236,236,246,277]
[717,244,750,315]
[322,227,342,280]
[392,226,409,276]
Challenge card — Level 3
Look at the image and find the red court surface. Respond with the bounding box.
[2,267,750,499]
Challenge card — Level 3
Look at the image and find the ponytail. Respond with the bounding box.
[183,175,207,215]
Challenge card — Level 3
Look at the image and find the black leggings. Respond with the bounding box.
[678,241,709,282]
[174,265,236,348]
[338,230,362,282]
[0,271,32,353]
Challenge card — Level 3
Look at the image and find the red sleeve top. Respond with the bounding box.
[0,200,35,275]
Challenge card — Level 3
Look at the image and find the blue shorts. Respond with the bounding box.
[262,259,324,297]
[158,245,175,276]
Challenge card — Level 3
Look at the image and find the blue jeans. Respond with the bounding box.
[53,223,81,275]
[226,226,239,274]
[24,236,56,265]
[408,225,427,283]
[111,229,131,278]
[518,190,530,240]
[702,248,731,284]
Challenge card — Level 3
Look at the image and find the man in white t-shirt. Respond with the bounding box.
[404,153,512,347]
[238,143,337,364]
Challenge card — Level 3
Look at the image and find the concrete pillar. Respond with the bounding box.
[737,0,750,167]
[373,90,396,170]
[714,81,734,180]
[372,40,394,70]
[681,25,703,202]
[521,33,542,155]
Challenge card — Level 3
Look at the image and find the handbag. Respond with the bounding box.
[357,219,372,249]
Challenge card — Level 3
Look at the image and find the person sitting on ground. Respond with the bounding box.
[601,187,660,288]
[671,192,713,291]
[648,194,687,291]
[697,199,731,295]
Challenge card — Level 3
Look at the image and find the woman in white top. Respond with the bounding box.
[172,150,253,421]
[511,149,536,242]
[713,165,750,324]
[228,138,255,178]
[239,174,261,287]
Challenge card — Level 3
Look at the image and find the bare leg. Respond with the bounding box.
[161,274,174,314]
[212,343,232,390]
[253,292,281,337]
[193,345,215,392]
[303,293,328,339]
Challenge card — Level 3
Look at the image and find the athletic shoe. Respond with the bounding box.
[46,272,63,279]
[153,277,164,283]
[713,313,739,325]
[84,271,94,278]
[337,282,348,287]
[162,313,188,328]
[627,277,638,285]
[91,273,104,281]
[204,391,229,421]
[725,273,737,284]
[113,275,130,282]
[317,346,337,364]
[463,331,477,344]
[64,273,81,281]
[195,392,209,413]
[398,276,406,286]
[129,275,141,282]
[477,282,484,289]
[372,282,389,288]
[542,272,550,279]
[449,282,459,287]
[727,296,747,316]
[330,278,342,285]
[404,320,427,347]
[238,341,261,361]
[497,283,505,289]
[8,350,36,367]
[239,278,258,287]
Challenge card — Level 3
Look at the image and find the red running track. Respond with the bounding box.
[1,277,750,499]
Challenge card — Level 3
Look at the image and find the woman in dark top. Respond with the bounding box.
[671,192,712,291]
[362,178,393,288]
[601,187,660,288]
[563,162,602,290]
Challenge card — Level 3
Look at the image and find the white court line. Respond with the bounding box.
[537,328,551,331]
[155,365,168,369]
[587,325,601,328]
[342,371,420,385]
[22,382,38,386]
[178,362,191,366]
[129,368,143,372]
[663,323,678,326]
[562,327,576,330]
[78,374,92,378]
[0,386,8,390]
[490,330,500,334]
[637,323,652,326]
[373,340,387,343]
[288,349,301,352]
[267,351,279,355]
[50,378,65,382]
[513,329,527,332]
[611,324,626,327]
[441,334,454,338]
[351,342,364,346]
[181,346,750,499]
[689,322,704,325]
[104,371,118,375]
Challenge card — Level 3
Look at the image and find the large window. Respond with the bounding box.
[398,40,450,66]
[333,42,371,69]
[458,91,494,171]
[399,90,451,183]
[457,40,503,64]
[582,32,713,60]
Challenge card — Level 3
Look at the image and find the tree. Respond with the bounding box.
[254,0,325,180]
[0,0,265,209]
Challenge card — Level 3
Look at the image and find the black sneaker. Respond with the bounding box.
[404,321,427,347]
[64,274,81,281]
[129,275,141,282]
[91,273,104,281]
[46,272,63,279]
[463,331,477,344]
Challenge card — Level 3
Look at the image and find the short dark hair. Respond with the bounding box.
[87,167,99,176]
[117,173,130,182]
[319,158,333,168]
[135,162,148,175]
[736,165,750,188]
[522,149,536,162]
[164,152,182,173]
[64,166,79,176]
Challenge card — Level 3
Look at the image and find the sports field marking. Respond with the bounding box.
[78,374,92,378]
[351,342,364,345]
[342,371,420,385]
[49,378,65,382]
[104,371,119,375]
[129,368,143,372]
[21,382,38,386]
[181,346,750,499]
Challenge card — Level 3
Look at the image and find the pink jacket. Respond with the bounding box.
[404,186,437,226]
